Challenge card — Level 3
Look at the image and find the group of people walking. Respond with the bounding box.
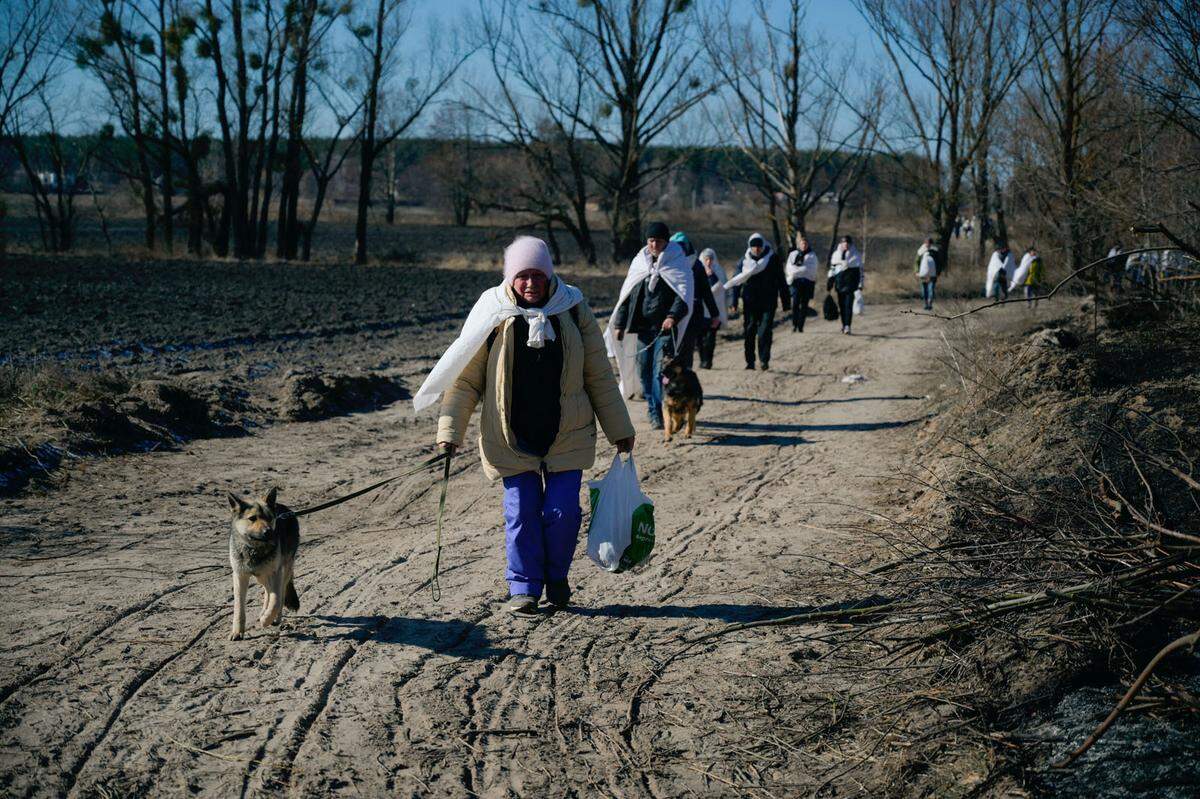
[985,243,1044,306]
[414,223,870,615]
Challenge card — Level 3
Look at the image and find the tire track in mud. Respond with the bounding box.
[0,578,216,707]
[61,611,227,799]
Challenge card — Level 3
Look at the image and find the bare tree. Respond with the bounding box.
[299,74,364,261]
[9,92,107,251]
[275,0,347,259]
[75,0,160,250]
[525,0,713,262]
[473,0,600,263]
[1,0,70,138]
[854,0,1036,270]
[1018,0,1124,272]
[0,0,72,257]
[712,0,876,249]
[350,0,465,264]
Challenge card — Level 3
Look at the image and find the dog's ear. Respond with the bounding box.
[263,487,278,510]
[227,492,248,515]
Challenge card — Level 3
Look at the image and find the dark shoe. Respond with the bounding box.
[507,594,539,615]
[744,363,755,370]
[545,580,571,609]
[760,363,770,371]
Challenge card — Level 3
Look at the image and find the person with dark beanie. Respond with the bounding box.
[724,232,790,370]
[608,221,695,429]
[827,235,863,334]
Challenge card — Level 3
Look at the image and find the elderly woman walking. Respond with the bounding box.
[413,237,636,615]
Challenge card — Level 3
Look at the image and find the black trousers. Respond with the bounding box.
[789,279,815,330]
[837,288,855,329]
[743,308,775,366]
[676,316,704,370]
[698,326,717,368]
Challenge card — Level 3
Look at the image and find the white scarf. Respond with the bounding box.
[604,241,695,398]
[828,245,863,277]
[724,238,773,289]
[412,279,583,412]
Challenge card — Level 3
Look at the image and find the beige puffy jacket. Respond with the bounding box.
[437,281,635,481]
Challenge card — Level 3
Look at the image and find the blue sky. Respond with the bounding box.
[62,0,881,135]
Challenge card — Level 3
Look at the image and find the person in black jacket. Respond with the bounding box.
[611,221,690,429]
[670,232,721,370]
[725,233,790,370]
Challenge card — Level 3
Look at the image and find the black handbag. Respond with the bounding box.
[823,293,840,321]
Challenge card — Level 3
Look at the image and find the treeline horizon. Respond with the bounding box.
[1,0,1197,272]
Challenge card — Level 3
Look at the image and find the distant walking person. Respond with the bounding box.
[1107,244,1124,292]
[725,233,790,370]
[985,242,1015,300]
[607,222,695,430]
[416,236,636,614]
[827,235,863,334]
[916,237,938,310]
[785,233,819,332]
[1012,246,1044,307]
[670,232,722,370]
[697,248,728,369]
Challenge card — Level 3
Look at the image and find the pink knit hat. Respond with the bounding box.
[503,236,554,285]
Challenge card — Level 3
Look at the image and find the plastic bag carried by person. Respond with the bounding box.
[853,289,865,317]
[586,454,655,573]
[823,293,840,321]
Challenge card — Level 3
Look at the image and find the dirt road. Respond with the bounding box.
[0,306,937,797]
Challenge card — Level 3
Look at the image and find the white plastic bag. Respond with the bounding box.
[853,289,865,316]
[586,454,655,573]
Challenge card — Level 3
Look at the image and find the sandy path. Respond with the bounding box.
[0,307,936,798]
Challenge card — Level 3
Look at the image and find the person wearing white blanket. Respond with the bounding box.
[608,221,694,429]
[827,235,863,334]
[424,236,635,615]
[697,248,728,368]
[726,233,789,369]
[985,243,1015,300]
[785,233,819,332]
[916,238,939,311]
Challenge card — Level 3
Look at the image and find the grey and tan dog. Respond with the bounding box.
[227,488,300,640]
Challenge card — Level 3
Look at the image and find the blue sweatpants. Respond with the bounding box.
[501,470,583,598]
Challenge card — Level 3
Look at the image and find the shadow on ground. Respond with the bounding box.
[701,418,928,433]
[300,614,518,660]
[709,394,925,407]
[571,595,894,624]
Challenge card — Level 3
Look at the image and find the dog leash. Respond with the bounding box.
[275,450,455,601]
[278,452,449,521]
[431,449,453,602]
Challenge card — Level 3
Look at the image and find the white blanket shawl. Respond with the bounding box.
[604,241,695,398]
[725,241,774,289]
[412,280,583,412]
[985,251,1015,298]
[1008,252,1033,291]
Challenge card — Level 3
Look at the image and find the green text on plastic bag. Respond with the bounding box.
[588,489,656,573]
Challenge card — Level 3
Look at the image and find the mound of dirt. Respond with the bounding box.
[277,371,409,422]
[1,370,409,495]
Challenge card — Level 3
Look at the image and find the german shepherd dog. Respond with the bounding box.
[227,488,300,640]
[661,359,703,442]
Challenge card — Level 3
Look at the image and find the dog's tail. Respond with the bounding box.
[284,580,300,612]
